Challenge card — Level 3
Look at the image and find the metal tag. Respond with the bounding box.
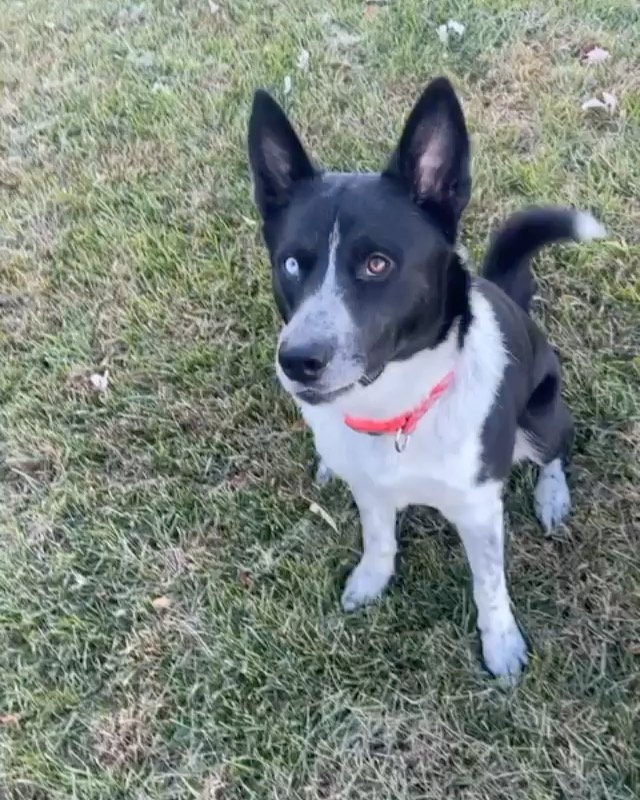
[395,429,410,453]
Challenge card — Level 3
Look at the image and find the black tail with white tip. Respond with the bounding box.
[482,208,606,312]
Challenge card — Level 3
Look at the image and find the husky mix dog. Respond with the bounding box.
[248,77,605,680]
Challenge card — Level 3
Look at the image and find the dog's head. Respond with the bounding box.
[248,77,471,405]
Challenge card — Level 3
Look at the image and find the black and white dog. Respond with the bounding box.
[248,77,605,680]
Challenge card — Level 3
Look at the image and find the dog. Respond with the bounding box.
[247,77,605,680]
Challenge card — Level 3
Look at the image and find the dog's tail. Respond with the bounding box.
[482,208,606,312]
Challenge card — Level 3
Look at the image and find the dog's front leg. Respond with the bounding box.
[449,485,528,682]
[341,487,397,612]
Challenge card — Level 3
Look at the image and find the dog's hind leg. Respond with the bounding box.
[519,365,574,532]
[534,456,571,532]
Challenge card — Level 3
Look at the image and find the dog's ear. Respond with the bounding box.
[385,77,470,236]
[248,90,316,220]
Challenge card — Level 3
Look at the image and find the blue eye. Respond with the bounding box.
[283,257,300,278]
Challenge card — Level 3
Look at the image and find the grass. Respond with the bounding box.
[1,0,639,797]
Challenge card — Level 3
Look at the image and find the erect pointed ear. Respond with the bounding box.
[248,90,317,220]
[384,77,471,236]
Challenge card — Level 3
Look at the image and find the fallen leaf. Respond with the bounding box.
[152,595,171,611]
[296,48,310,71]
[581,92,616,114]
[582,46,610,64]
[89,370,109,393]
[0,714,19,726]
[309,502,339,534]
[581,98,605,110]
[283,75,292,95]
[437,19,465,45]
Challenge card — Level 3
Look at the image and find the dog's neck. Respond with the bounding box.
[331,320,462,422]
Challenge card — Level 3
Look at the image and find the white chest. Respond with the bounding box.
[303,403,483,514]
[290,289,507,513]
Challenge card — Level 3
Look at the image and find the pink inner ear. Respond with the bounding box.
[263,135,293,190]
[414,118,447,198]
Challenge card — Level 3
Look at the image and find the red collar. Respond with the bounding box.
[343,370,454,451]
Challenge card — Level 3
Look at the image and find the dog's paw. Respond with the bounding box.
[341,558,393,612]
[534,459,571,532]
[481,622,528,685]
[315,459,334,487]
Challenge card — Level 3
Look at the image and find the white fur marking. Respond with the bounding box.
[277,220,363,396]
[573,211,606,242]
[534,458,571,532]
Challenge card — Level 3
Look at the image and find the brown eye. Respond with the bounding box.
[366,254,393,277]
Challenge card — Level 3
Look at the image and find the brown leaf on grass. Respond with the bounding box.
[151,595,171,611]
[0,713,20,726]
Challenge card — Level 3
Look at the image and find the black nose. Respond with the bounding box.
[278,342,333,384]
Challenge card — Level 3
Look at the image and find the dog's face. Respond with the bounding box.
[248,78,471,405]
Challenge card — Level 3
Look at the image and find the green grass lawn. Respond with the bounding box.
[1,0,639,797]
